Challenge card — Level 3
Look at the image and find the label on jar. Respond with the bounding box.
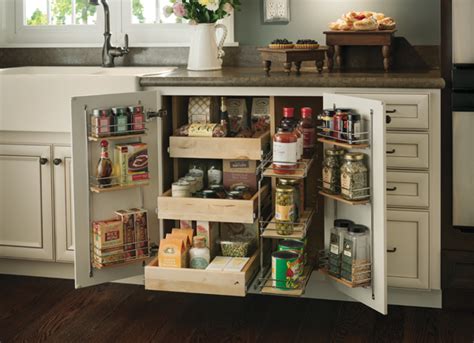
[353,122,361,139]
[342,239,353,265]
[99,117,110,134]
[190,256,209,269]
[297,135,303,160]
[273,141,297,165]
[330,232,340,254]
[188,123,217,137]
[323,167,333,184]
[208,169,222,185]
[341,172,351,194]
[330,244,340,255]
[302,128,315,148]
[275,204,294,221]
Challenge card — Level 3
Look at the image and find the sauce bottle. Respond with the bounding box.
[273,126,297,174]
[280,107,302,161]
[300,107,315,159]
[96,140,113,188]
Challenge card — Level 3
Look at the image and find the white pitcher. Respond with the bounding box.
[187,23,228,71]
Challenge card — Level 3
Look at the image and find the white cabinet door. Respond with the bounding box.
[53,146,74,263]
[71,91,162,288]
[322,93,387,314]
[0,144,54,261]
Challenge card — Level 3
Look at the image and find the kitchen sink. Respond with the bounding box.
[0,66,177,132]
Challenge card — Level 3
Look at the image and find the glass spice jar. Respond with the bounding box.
[91,108,111,137]
[112,107,128,135]
[278,178,302,221]
[128,105,146,133]
[318,109,336,138]
[300,107,315,159]
[334,109,350,141]
[322,148,346,194]
[275,184,296,235]
[346,113,362,144]
[340,152,369,201]
[210,184,227,199]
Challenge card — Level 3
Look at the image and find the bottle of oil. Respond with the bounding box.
[97,140,113,188]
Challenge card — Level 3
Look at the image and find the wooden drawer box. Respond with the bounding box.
[157,185,268,224]
[169,131,270,160]
[386,132,429,169]
[387,210,429,289]
[144,251,259,297]
[386,171,429,208]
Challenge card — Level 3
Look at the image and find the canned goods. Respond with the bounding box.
[278,239,305,267]
[271,250,302,290]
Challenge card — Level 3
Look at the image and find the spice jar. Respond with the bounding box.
[129,105,146,133]
[328,219,354,277]
[346,113,362,144]
[322,148,346,194]
[273,126,298,175]
[91,108,111,137]
[189,236,210,269]
[340,152,369,201]
[275,184,296,235]
[278,179,302,221]
[318,109,335,138]
[341,224,371,285]
[112,107,128,135]
[172,180,191,198]
[182,175,198,194]
[232,185,252,200]
[334,109,350,141]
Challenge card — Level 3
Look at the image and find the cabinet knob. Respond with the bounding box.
[53,158,62,166]
[387,247,397,253]
[386,115,392,124]
[386,186,398,192]
[40,158,48,165]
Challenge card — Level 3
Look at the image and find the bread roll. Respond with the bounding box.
[378,17,396,30]
[353,17,378,31]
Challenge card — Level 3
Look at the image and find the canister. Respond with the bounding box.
[271,250,301,290]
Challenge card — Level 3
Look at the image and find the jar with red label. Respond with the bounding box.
[91,108,111,137]
[333,109,349,141]
[273,126,297,175]
[299,107,315,159]
[280,107,301,161]
[129,105,146,133]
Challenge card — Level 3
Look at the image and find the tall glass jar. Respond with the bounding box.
[340,152,369,201]
[278,178,303,221]
[275,184,296,235]
[273,126,298,175]
[322,148,346,194]
[341,224,371,284]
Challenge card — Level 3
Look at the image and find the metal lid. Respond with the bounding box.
[279,178,300,186]
[325,148,346,156]
[272,250,299,260]
[322,109,336,116]
[334,219,354,228]
[276,184,294,193]
[335,108,352,114]
[348,224,369,234]
[279,240,304,249]
[344,152,365,161]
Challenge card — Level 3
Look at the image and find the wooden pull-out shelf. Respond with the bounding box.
[144,251,259,297]
[169,131,270,160]
[157,185,269,224]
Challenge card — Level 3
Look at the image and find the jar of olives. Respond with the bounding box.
[275,184,296,235]
[340,152,369,201]
[322,148,346,194]
[278,178,302,221]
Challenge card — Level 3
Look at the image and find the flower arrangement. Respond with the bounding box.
[164,0,241,24]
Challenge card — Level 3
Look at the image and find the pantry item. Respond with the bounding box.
[268,38,294,49]
[210,184,227,199]
[278,179,302,221]
[189,236,210,269]
[188,96,218,124]
[275,184,297,235]
[219,97,229,136]
[96,140,113,188]
[299,107,315,159]
[189,161,206,190]
[272,250,301,290]
[182,176,198,194]
[128,105,145,133]
[318,109,336,137]
[196,221,219,257]
[174,228,194,243]
[223,257,250,272]
[131,208,148,257]
[223,159,258,192]
[220,238,252,257]
[180,220,193,230]
[93,247,124,268]
[328,219,354,277]
[115,210,136,260]
[346,113,362,144]
[92,219,123,250]
[201,189,218,199]
[207,160,223,186]
[322,147,346,194]
[328,11,396,31]
[206,256,232,271]
[231,185,253,200]
[278,240,305,270]
[251,97,270,133]
[111,107,128,135]
[295,39,320,49]
[340,152,369,201]
[90,108,111,137]
[158,238,187,268]
[273,126,297,175]
[227,98,248,136]
[227,190,244,200]
[334,109,350,140]
[341,224,371,285]
[166,232,191,250]
[172,180,191,198]
[114,143,149,185]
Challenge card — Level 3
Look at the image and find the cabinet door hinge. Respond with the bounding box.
[147,109,167,120]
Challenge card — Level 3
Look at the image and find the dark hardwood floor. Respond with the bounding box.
[0,275,472,343]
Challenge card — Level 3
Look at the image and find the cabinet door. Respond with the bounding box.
[323,93,387,314]
[0,144,54,261]
[71,91,161,288]
[53,146,74,263]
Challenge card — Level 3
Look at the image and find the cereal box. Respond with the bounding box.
[114,143,149,185]
[115,210,136,260]
[92,220,123,250]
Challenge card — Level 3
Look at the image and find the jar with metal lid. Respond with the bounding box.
[91,108,111,137]
[210,184,226,199]
[334,108,350,140]
[232,185,253,200]
[227,190,244,200]
[202,189,218,199]
[273,126,298,175]
[340,152,369,201]
[322,148,346,194]
[275,184,296,235]
[128,105,146,133]
[328,219,354,277]
[278,178,302,221]
[318,109,335,137]
[111,107,128,135]
[341,224,371,284]
[346,113,362,144]
[172,180,191,198]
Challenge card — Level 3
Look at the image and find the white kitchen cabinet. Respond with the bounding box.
[0,144,54,261]
[53,146,74,263]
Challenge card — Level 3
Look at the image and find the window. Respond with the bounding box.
[0,0,236,47]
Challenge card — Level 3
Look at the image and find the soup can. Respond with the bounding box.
[271,250,301,290]
[278,239,306,267]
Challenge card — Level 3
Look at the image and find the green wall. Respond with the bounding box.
[235,0,440,46]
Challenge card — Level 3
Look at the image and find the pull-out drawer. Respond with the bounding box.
[387,210,429,289]
[144,251,259,297]
[347,93,429,130]
[386,171,430,208]
[386,133,429,169]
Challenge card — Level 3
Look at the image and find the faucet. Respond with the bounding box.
[89,0,129,68]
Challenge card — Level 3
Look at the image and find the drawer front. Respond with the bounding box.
[386,133,429,169]
[387,210,429,289]
[348,93,429,130]
[386,171,430,208]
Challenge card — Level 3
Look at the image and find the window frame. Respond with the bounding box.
[0,0,238,48]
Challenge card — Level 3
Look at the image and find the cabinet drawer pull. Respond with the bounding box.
[386,186,398,192]
[387,247,397,253]
[386,109,397,114]
[40,158,48,165]
[53,158,62,166]
[386,115,392,124]
[386,149,396,154]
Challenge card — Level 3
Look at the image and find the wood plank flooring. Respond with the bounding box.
[0,275,472,343]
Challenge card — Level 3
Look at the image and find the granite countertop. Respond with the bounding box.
[140,67,445,89]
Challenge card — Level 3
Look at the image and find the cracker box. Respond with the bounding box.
[92,220,123,250]
[223,159,258,193]
[93,246,124,268]
[158,238,187,268]
[130,208,149,257]
[196,221,219,258]
[227,98,248,135]
[115,210,136,260]
[187,96,218,124]
[206,256,232,271]
[114,143,149,185]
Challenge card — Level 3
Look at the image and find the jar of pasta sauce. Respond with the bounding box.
[273,126,298,175]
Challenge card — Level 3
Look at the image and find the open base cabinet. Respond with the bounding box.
[71,90,388,314]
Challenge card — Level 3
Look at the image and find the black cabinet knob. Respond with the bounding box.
[53,158,62,166]
[386,115,392,124]
[40,158,48,165]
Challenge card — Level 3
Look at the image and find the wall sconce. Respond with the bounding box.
[263,0,290,23]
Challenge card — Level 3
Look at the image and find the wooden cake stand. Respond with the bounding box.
[324,30,397,72]
[258,47,328,76]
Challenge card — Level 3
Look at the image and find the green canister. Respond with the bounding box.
[278,239,306,266]
[271,250,301,290]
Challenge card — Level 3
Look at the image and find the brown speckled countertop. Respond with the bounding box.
[140,67,445,89]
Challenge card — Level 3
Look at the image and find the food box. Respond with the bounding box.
[92,220,123,250]
[166,232,191,250]
[158,238,187,268]
[223,159,258,193]
[224,257,250,272]
[227,98,248,135]
[114,143,149,185]
[188,96,218,124]
[115,210,136,260]
[196,221,219,258]
[251,98,270,133]
[93,246,124,268]
[130,208,148,257]
[172,228,194,245]
[205,256,233,271]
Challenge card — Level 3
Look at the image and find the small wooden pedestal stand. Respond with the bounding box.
[258,47,328,76]
[324,30,397,72]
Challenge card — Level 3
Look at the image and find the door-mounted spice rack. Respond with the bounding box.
[318,250,371,288]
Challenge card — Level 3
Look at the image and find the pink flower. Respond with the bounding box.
[223,3,233,14]
[173,3,187,18]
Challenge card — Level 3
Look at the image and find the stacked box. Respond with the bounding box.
[114,143,149,186]
[92,220,124,268]
[115,210,136,261]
